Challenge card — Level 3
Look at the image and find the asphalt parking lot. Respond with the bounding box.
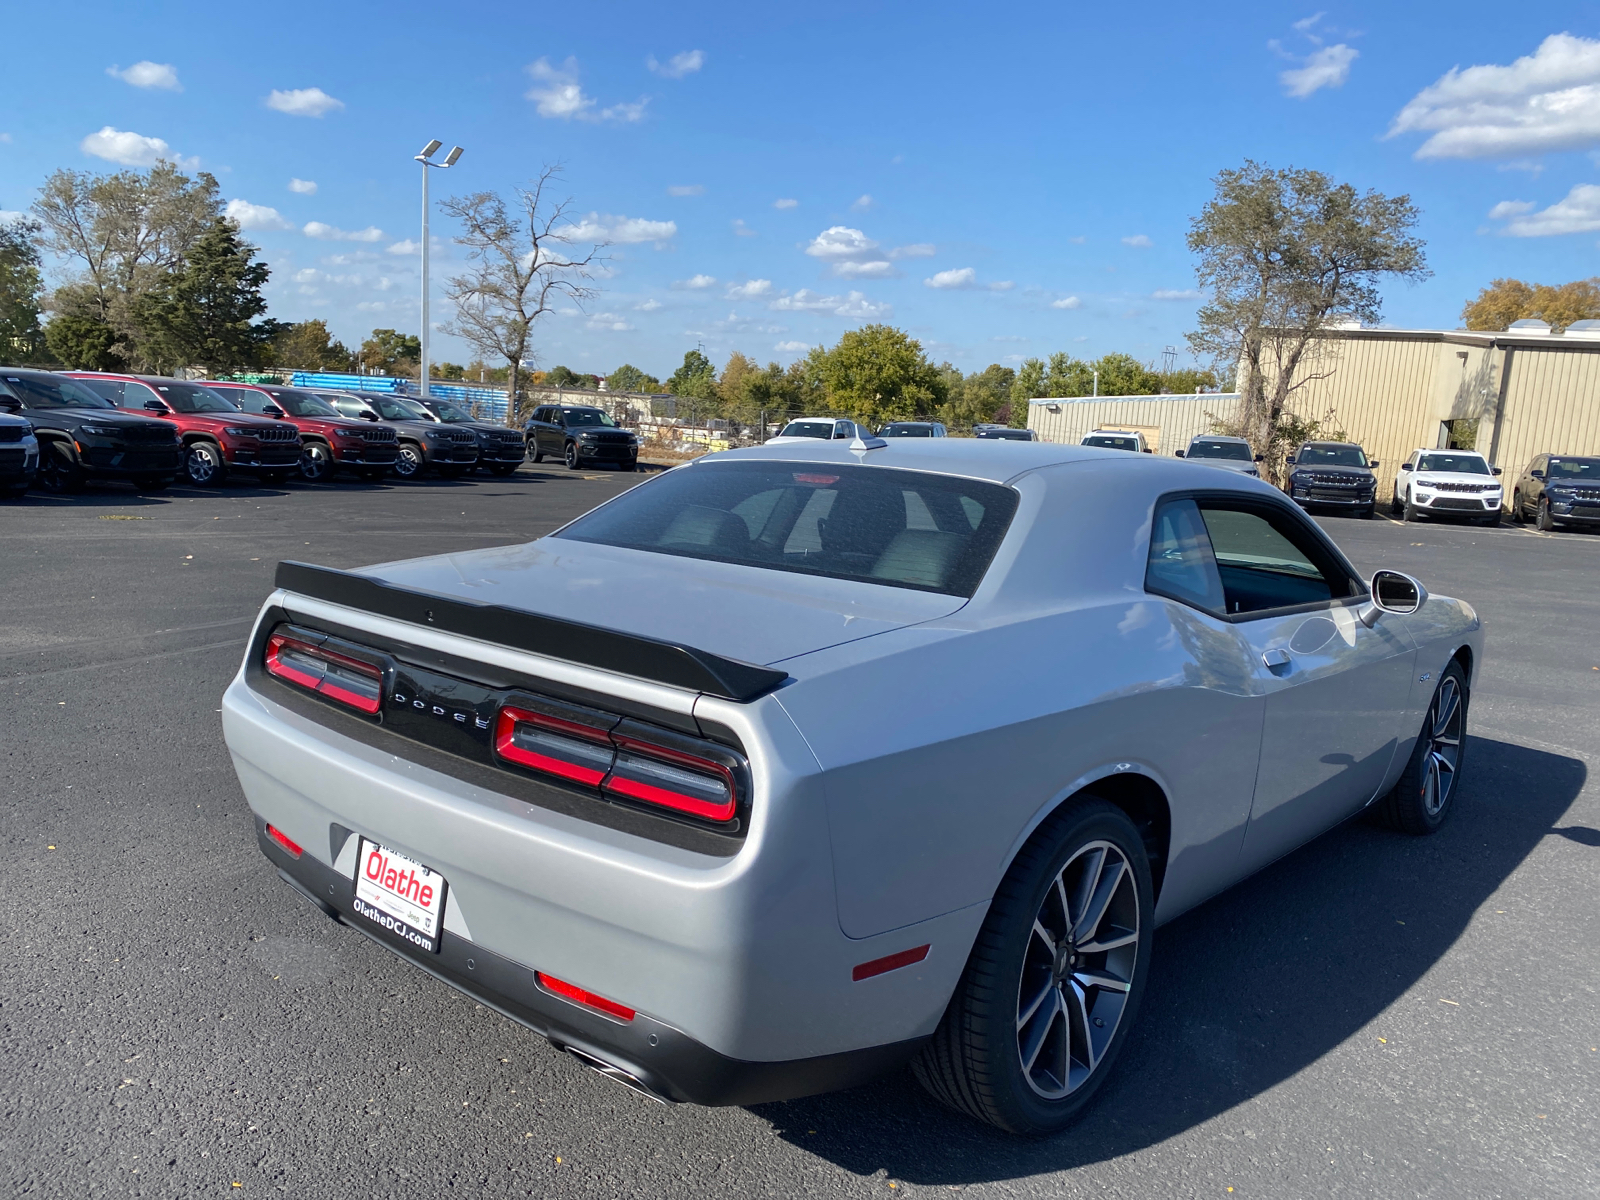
[3,470,1597,1198]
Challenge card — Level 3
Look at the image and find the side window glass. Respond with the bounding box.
[1196,505,1343,616]
[75,378,125,404]
[1145,499,1225,613]
[834,421,852,439]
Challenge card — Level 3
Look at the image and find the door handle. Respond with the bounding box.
[1262,648,1292,669]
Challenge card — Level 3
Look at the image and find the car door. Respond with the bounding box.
[1193,498,1419,874]
[535,408,559,456]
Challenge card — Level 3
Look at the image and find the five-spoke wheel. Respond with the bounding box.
[1376,660,1468,835]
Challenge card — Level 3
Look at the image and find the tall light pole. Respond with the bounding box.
[414,140,463,398]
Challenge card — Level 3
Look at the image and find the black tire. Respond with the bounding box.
[183,440,228,487]
[299,441,335,483]
[622,461,638,472]
[1389,491,1402,516]
[912,798,1153,1136]
[1535,498,1556,532]
[39,441,87,493]
[531,449,545,464]
[393,442,426,480]
[1510,492,1524,523]
[1402,490,1422,523]
[489,462,521,477]
[132,475,172,493]
[357,467,389,483]
[1374,661,1468,836]
[564,441,582,470]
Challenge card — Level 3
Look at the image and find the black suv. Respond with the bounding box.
[320,391,480,479]
[0,368,181,493]
[393,394,526,477]
[1512,453,1600,531]
[525,403,639,470]
[1284,440,1379,519]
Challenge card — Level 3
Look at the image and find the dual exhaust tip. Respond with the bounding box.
[556,1043,674,1105]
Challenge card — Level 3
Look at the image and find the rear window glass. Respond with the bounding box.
[1084,435,1139,452]
[1188,440,1252,461]
[556,460,1019,597]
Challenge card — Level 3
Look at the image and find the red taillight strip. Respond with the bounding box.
[265,824,303,858]
[535,972,635,1022]
[264,635,322,690]
[265,632,383,714]
[494,706,612,786]
[852,944,930,982]
[606,736,738,823]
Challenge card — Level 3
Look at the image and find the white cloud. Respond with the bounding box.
[303,221,384,242]
[1122,234,1153,248]
[832,260,896,279]
[1489,183,1600,235]
[225,199,293,231]
[770,289,891,319]
[727,279,773,298]
[0,210,26,224]
[586,312,635,331]
[565,213,677,245]
[635,298,663,311]
[648,50,705,79]
[732,218,757,237]
[851,194,873,211]
[774,198,798,210]
[924,267,976,289]
[667,184,705,196]
[107,61,180,91]
[888,243,935,259]
[774,340,811,352]
[288,178,317,195]
[677,274,717,289]
[80,126,195,168]
[598,99,648,123]
[1051,296,1082,309]
[387,239,420,254]
[1389,34,1600,159]
[266,87,344,118]
[1292,12,1325,33]
[1280,44,1358,98]
[525,57,590,118]
[804,226,883,262]
[1152,288,1202,300]
[990,280,1015,291]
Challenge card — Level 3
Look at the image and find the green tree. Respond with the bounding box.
[0,218,46,361]
[946,362,1018,427]
[667,348,718,400]
[1010,357,1046,409]
[544,364,597,389]
[271,319,352,370]
[44,313,122,370]
[1461,277,1600,334]
[605,363,661,393]
[131,219,272,375]
[1187,160,1429,479]
[359,328,422,375]
[812,324,946,426]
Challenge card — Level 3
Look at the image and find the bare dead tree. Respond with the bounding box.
[439,167,603,424]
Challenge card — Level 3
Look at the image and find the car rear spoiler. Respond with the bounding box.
[273,561,790,703]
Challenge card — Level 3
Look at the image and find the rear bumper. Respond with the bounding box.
[259,817,922,1105]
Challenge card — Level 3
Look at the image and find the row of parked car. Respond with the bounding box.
[0,368,646,496]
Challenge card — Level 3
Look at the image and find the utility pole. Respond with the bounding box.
[414,140,463,398]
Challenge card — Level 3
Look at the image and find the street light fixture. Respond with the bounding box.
[415,140,463,399]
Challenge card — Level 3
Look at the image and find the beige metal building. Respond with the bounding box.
[1027,324,1600,503]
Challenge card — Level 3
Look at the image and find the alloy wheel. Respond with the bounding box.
[185,442,221,485]
[300,443,332,482]
[1421,675,1463,817]
[565,442,580,470]
[1015,840,1139,1100]
[394,444,423,478]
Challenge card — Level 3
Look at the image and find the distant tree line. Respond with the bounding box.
[1461,277,1600,334]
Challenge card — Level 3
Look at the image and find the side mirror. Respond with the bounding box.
[1284,454,1296,464]
[143,399,169,412]
[263,404,285,418]
[1142,447,1152,453]
[1531,469,1544,480]
[1253,454,1264,463]
[1370,461,1380,469]
[1400,462,1412,471]
[0,396,21,413]
[1492,466,1503,476]
[1174,449,1185,458]
[361,411,379,421]
[1360,569,1428,627]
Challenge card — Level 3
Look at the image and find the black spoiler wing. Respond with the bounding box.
[274,561,789,703]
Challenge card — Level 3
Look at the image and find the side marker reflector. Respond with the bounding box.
[852,944,930,982]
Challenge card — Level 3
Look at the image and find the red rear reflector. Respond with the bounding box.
[265,824,303,858]
[265,633,382,714]
[536,972,635,1022]
[852,944,930,982]
[495,706,613,786]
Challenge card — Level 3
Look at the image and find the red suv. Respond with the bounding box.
[206,383,398,482]
[65,373,303,487]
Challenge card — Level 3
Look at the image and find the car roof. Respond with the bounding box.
[714,435,1168,484]
[1413,447,1485,456]
[1300,440,1360,448]
[1192,434,1249,443]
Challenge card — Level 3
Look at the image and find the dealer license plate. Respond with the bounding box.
[352,838,449,953]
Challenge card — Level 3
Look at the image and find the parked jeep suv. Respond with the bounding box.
[396,395,526,476]
[66,373,302,487]
[205,383,399,482]
[1512,454,1600,531]
[0,368,180,492]
[526,404,639,470]
[1392,448,1503,525]
[1175,434,1262,478]
[320,392,481,479]
[1284,440,1378,518]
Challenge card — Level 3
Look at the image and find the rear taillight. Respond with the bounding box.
[494,707,742,826]
[265,632,383,714]
[494,705,613,786]
[265,824,303,858]
[536,972,635,1022]
[605,736,737,823]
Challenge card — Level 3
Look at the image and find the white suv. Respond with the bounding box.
[767,418,871,445]
[1392,448,1504,526]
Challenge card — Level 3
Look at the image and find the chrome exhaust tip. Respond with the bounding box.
[557,1044,673,1104]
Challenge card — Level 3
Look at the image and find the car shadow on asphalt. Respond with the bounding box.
[750,735,1585,1180]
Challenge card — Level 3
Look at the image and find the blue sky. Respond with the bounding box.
[3,1,1600,378]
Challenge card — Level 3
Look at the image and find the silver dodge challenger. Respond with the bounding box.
[221,435,1482,1135]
